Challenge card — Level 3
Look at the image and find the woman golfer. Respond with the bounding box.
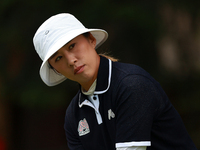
[33,13,197,150]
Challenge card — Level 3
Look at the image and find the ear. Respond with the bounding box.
[88,33,96,48]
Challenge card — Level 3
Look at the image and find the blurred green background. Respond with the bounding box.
[0,0,200,149]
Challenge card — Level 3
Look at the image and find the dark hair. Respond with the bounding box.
[49,63,53,69]
[82,32,90,39]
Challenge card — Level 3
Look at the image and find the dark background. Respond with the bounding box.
[0,0,200,149]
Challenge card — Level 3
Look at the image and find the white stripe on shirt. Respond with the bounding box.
[117,146,146,150]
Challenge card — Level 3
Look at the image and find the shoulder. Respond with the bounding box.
[111,61,170,115]
[112,61,154,81]
[111,61,158,89]
[113,61,145,73]
[65,91,80,117]
[111,61,167,102]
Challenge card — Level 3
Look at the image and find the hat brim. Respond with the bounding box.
[40,28,108,86]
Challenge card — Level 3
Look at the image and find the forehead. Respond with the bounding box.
[49,34,86,60]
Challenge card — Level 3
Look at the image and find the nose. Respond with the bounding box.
[64,51,77,66]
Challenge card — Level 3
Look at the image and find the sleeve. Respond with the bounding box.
[115,75,161,148]
[117,146,147,150]
[64,107,85,150]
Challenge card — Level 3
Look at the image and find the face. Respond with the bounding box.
[48,33,100,91]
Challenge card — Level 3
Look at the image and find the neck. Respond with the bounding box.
[82,79,97,95]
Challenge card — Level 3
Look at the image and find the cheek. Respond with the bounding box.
[61,70,73,80]
[54,63,68,75]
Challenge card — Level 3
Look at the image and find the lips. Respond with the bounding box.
[74,65,85,74]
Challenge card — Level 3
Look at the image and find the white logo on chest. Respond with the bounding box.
[78,118,90,136]
[108,109,115,120]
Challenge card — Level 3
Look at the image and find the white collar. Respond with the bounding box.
[81,79,97,95]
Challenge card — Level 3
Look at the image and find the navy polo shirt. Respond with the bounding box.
[64,56,197,150]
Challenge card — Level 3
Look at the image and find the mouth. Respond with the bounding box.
[74,65,85,75]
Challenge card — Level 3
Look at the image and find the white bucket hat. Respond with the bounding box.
[33,13,108,86]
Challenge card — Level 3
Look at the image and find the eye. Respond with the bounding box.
[69,43,75,50]
[55,56,62,62]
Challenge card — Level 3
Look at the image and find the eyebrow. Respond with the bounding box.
[49,40,73,60]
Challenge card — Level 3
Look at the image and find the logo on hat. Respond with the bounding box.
[45,30,49,35]
[78,118,90,136]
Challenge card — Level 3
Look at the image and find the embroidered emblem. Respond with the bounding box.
[78,118,90,136]
[108,109,115,120]
[45,30,49,35]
